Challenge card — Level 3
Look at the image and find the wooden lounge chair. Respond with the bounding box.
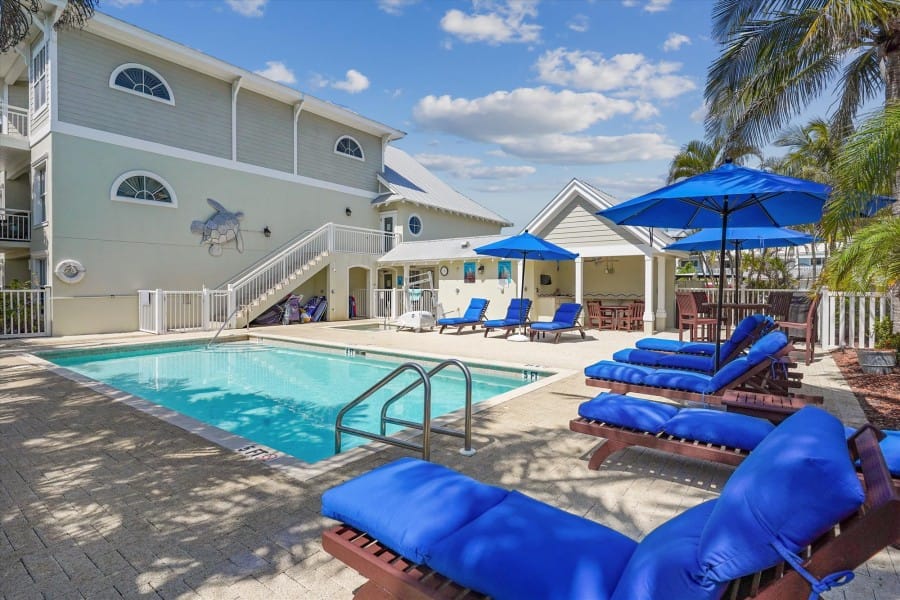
[321,416,899,600]
[528,303,585,343]
[436,298,489,334]
[585,331,808,406]
[777,292,821,366]
[481,298,532,338]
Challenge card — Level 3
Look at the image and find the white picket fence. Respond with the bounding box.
[0,287,51,338]
[372,288,440,319]
[138,288,231,334]
[679,286,894,349]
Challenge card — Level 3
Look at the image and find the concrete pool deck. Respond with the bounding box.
[0,322,896,599]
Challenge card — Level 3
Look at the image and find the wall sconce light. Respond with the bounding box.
[345,207,352,217]
[477,265,485,274]
[263,226,272,238]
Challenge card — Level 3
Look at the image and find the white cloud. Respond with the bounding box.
[415,153,536,179]
[440,0,541,45]
[535,48,695,100]
[414,87,636,141]
[567,14,589,33]
[663,32,691,52]
[254,61,296,85]
[378,0,419,15]
[386,88,404,98]
[622,0,671,12]
[226,0,267,17]
[690,102,708,123]
[633,101,660,120]
[332,69,370,93]
[413,88,677,165]
[107,0,143,7]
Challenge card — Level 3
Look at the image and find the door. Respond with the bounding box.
[382,215,394,252]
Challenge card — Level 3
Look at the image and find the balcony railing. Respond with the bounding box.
[1,105,28,137]
[0,208,30,242]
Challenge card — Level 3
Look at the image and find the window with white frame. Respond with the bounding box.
[334,136,364,160]
[407,214,423,237]
[31,44,48,113]
[110,64,174,104]
[32,257,47,287]
[33,162,47,224]
[111,171,177,207]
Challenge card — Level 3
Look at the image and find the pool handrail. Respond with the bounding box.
[335,362,433,460]
[378,359,474,456]
[206,304,248,349]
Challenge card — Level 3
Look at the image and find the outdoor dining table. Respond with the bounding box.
[599,305,630,330]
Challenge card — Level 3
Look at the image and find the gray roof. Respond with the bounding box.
[378,234,508,264]
[376,146,512,226]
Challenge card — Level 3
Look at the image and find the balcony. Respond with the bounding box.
[0,208,31,243]
[1,105,28,138]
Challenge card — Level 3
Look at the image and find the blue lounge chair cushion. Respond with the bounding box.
[697,407,865,583]
[436,316,468,325]
[530,321,575,331]
[578,393,679,433]
[584,361,655,384]
[613,348,664,367]
[678,342,716,355]
[656,353,714,372]
[746,331,789,364]
[643,369,714,394]
[428,490,637,600]
[881,430,900,477]
[438,298,489,325]
[635,337,694,353]
[483,318,521,328]
[661,409,775,451]
[321,458,507,564]
[611,500,726,600]
[502,298,531,321]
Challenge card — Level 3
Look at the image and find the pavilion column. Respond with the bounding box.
[656,255,668,331]
[643,254,655,334]
[574,256,584,307]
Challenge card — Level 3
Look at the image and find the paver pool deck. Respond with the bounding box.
[0,322,896,599]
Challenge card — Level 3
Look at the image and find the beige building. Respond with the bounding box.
[0,5,508,336]
[378,179,681,333]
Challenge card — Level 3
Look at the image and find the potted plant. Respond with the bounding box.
[857,317,899,375]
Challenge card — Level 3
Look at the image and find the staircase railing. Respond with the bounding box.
[334,359,476,460]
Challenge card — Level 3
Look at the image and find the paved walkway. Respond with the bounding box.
[0,325,896,599]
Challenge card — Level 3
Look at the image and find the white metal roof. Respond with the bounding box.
[375,147,512,226]
[378,234,508,264]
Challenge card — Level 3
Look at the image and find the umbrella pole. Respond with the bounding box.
[714,205,729,371]
[734,242,741,299]
[519,255,527,332]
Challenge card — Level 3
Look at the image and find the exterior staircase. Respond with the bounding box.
[219,223,391,325]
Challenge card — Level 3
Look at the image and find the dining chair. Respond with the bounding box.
[675,291,718,341]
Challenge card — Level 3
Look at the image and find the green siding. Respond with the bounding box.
[236,89,293,173]
[298,111,380,192]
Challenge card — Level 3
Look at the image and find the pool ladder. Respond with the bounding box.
[334,359,475,461]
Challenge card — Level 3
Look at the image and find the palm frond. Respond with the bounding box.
[831,47,883,137]
[820,216,900,292]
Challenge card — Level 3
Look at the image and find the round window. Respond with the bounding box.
[408,215,423,236]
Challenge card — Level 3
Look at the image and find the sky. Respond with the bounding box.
[99,0,773,230]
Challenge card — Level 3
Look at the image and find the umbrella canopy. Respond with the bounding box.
[666,227,817,253]
[475,232,578,338]
[598,161,831,369]
[600,162,830,229]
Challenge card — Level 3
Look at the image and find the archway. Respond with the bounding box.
[348,266,370,318]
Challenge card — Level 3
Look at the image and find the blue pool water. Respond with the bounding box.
[48,342,532,463]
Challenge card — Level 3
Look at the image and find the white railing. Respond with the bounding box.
[138,288,231,334]
[677,286,894,350]
[0,287,50,338]
[351,288,369,318]
[2,105,28,137]
[333,223,397,255]
[373,288,439,319]
[0,208,31,242]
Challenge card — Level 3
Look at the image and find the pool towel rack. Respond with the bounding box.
[334,359,475,461]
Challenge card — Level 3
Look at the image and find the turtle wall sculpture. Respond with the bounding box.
[190,198,244,256]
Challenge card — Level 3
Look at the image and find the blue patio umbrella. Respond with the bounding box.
[598,161,831,368]
[475,232,578,340]
[666,226,818,293]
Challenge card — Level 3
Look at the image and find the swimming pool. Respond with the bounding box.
[46,340,540,463]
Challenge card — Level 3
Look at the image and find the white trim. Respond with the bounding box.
[407,213,423,237]
[111,170,178,208]
[292,101,303,175]
[230,77,241,160]
[109,63,175,106]
[334,135,365,161]
[30,39,49,115]
[555,243,652,257]
[31,157,48,226]
[55,121,380,199]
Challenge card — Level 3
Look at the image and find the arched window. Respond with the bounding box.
[408,214,423,237]
[334,136,364,161]
[111,171,177,207]
[109,64,174,105]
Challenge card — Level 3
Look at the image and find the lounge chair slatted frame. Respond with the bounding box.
[323,428,898,600]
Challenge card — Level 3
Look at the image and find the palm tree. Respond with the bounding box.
[667,137,762,183]
[821,215,900,293]
[705,1,899,150]
[1,0,98,53]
